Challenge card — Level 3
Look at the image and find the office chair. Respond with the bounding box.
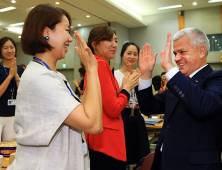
[140,152,155,170]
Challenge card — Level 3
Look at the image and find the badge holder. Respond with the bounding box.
[82,137,88,156]
[8,94,16,106]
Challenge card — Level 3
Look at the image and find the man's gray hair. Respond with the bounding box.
[173,27,210,56]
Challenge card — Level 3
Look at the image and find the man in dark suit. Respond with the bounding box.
[136,27,222,170]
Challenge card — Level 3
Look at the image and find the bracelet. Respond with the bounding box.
[16,79,20,82]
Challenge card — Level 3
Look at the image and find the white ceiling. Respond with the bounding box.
[0,0,222,43]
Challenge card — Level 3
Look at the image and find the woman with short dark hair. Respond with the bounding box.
[7,4,102,170]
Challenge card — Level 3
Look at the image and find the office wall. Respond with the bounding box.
[73,22,129,76]
[11,22,129,90]
[210,63,222,70]
[73,23,107,81]
[110,22,130,70]
[129,6,222,77]
[185,6,222,64]
[129,12,178,77]
[16,43,31,65]
[3,5,222,84]
[185,6,221,34]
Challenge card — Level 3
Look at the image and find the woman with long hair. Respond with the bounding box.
[114,42,150,169]
[84,26,141,170]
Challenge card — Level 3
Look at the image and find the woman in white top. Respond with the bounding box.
[114,42,150,169]
[7,4,102,170]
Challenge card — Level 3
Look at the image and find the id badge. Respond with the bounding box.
[82,142,88,156]
[8,99,16,106]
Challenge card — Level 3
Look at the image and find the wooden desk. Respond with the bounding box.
[143,116,163,145]
[0,139,16,169]
[143,115,164,129]
[146,121,163,129]
[1,157,9,170]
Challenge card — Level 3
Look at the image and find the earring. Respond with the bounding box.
[45,36,50,40]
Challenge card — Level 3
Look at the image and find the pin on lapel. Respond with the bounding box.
[195,80,198,82]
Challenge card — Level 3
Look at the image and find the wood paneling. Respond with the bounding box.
[221,6,222,32]
[178,11,184,30]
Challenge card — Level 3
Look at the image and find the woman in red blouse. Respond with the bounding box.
[84,25,140,170]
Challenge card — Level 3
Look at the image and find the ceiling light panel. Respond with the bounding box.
[157,4,183,10]
[7,27,22,34]
[0,6,16,12]
[106,0,142,21]
[208,0,222,3]
[9,22,24,27]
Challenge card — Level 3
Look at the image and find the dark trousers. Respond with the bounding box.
[89,149,126,170]
[157,152,162,170]
[121,108,150,165]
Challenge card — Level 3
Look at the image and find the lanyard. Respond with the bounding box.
[63,80,81,103]
[1,64,15,99]
[32,57,81,103]
[33,57,52,70]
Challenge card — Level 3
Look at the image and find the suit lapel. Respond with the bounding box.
[190,65,213,87]
[165,65,213,122]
